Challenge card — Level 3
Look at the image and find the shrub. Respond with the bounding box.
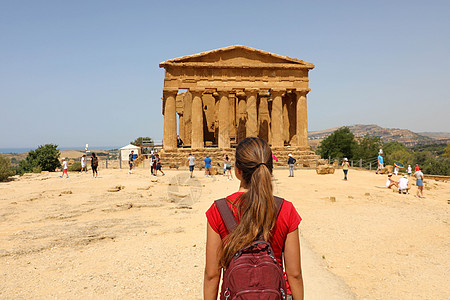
[68,162,82,172]
[32,165,42,173]
[0,154,15,181]
[18,144,61,174]
[422,157,450,176]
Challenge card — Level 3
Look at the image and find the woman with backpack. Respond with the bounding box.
[91,153,98,178]
[204,137,303,300]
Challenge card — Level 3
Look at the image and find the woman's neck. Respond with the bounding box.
[238,182,248,193]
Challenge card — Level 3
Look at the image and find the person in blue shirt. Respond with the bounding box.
[376,153,384,174]
[204,155,212,177]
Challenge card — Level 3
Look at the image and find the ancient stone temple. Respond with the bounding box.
[159,45,319,168]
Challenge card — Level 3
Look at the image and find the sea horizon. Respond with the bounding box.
[0,146,121,154]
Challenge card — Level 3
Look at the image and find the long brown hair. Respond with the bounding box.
[220,137,276,268]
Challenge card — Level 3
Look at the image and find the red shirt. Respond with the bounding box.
[415,166,420,172]
[206,192,302,293]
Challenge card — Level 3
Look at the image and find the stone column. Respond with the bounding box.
[163,88,178,150]
[296,90,309,148]
[271,89,284,148]
[183,92,192,147]
[190,89,204,149]
[282,96,290,144]
[229,93,236,141]
[236,90,247,143]
[245,88,258,138]
[218,90,231,148]
[178,113,185,144]
[258,90,270,143]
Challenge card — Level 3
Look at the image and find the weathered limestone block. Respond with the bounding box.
[210,167,218,175]
[316,159,328,166]
[383,165,393,174]
[316,165,335,175]
[333,159,339,168]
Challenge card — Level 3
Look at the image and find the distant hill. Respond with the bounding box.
[309,124,450,147]
[417,132,450,139]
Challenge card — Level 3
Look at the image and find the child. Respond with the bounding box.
[60,158,69,178]
[81,155,87,173]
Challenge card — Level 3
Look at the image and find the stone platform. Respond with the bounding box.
[158,147,322,170]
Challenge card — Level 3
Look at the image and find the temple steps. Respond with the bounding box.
[158,147,321,169]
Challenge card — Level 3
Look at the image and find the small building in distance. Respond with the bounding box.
[120,144,140,161]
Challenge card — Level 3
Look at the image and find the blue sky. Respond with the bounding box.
[1,0,449,148]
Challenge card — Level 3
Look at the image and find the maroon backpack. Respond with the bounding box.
[215,196,287,300]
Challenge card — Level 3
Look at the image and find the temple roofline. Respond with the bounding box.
[159,45,315,69]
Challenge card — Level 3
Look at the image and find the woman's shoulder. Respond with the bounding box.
[279,198,296,211]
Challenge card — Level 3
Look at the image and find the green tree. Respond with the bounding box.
[0,154,15,181]
[317,127,357,160]
[17,144,61,174]
[388,149,414,166]
[422,157,450,176]
[131,137,154,147]
[412,151,434,166]
[354,135,383,160]
[383,141,412,166]
[443,143,450,158]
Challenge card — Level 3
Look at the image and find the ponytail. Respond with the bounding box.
[220,137,276,268]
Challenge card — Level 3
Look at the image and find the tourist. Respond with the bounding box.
[386,174,399,189]
[394,166,399,176]
[407,165,412,176]
[80,155,87,173]
[188,153,195,178]
[223,154,227,175]
[204,137,303,300]
[224,155,233,180]
[128,150,135,174]
[91,153,98,178]
[376,153,384,174]
[414,167,424,198]
[415,164,420,172]
[342,158,350,180]
[398,175,410,194]
[60,158,69,178]
[154,154,165,176]
[288,153,296,177]
[204,155,212,177]
[150,151,156,175]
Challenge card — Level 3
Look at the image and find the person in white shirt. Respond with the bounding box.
[81,155,87,173]
[407,165,412,176]
[414,168,425,198]
[398,175,409,194]
[386,174,398,189]
[60,158,69,178]
[394,166,399,175]
[187,154,195,178]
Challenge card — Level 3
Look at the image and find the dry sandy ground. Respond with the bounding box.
[0,167,448,299]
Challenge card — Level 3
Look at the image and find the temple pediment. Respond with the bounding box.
[159,45,314,69]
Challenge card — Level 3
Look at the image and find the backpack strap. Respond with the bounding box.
[274,196,284,218]
[215,196,285,235]
[214,198,238,233]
